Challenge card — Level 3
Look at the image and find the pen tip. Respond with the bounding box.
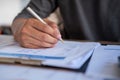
[60,38,64,43]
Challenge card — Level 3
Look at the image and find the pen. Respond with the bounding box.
[27,7,64,43]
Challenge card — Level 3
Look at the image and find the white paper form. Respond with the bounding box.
[42,42,100,69]
[0,64,103,80]
[86,45,120,79]
[0,40,100,61]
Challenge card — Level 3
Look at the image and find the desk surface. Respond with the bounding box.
[0,63,102,80]
[0,35,119,80]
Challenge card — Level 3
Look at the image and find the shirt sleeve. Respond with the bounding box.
[15,0,58,19]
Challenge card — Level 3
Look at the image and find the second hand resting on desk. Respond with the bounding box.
[27,7,64,43]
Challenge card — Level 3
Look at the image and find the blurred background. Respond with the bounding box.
[0,0,30,35]
[0,0,62,35]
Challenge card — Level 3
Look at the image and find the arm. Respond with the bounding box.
[11,0,60,48]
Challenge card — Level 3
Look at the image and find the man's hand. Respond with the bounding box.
[12,18,61,48]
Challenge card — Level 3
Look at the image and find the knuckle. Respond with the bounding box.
[41,26,47,31]
[41,34,48,41]
[21,27,27,34]
[26,18,35,27]
[21,25,32,35]
[21,25,30,34]
[44,35,50,41]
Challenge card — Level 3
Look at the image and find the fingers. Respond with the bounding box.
[30,18,61,39]
[20,34,56,48]
[22,24,58,44]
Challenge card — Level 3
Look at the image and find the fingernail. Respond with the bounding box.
[57,34,61,39]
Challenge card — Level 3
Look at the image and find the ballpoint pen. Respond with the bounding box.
[27,7,64,43]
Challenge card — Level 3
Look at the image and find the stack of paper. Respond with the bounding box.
[0,35,100,69]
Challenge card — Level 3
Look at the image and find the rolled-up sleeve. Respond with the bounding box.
[15,0,58,19]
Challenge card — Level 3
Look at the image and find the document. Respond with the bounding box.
[86,45,120,79]
[0,35,100,69]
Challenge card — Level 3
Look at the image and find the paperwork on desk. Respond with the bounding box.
[0,64,103,80]
[0,35,100,69]
[86,45,120,79]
